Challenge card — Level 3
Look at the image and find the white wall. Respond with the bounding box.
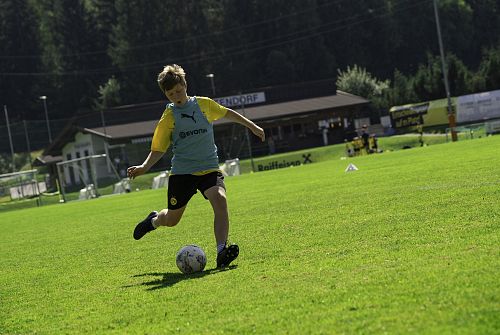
[61,132,101,186]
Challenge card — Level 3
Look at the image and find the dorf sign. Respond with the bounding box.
[214,92,266,108]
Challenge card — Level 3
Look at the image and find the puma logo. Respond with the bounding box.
[181,111,196,123]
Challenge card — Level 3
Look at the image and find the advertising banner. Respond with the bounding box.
[389,103,429,128]
[390,98,451,128]
[457,89,500,123]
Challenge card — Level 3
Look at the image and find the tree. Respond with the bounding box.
[438,0,474,65]
[472,46,500,92]
[384,0,436,75]
[29,0,114,117]
[94,76,121,111]
[0,0,42,122]
[446,53,473,96]
[220,0,336,91]
[2,0,500,130]
[265,50,295,85]
[410,54,445,101]
[384,70,418,109]
[410,53,473,102]
[322,0,393,78]
[219,0,271,91]
[468,0,500,68]
[337,65,390,110]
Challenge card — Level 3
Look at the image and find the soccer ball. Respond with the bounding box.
[176,245,207,274]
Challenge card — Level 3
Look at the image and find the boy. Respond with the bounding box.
[127,64,265,268]
[360,125,370,154]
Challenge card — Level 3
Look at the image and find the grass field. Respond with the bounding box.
[1,136,499,334]
[0,133,458,212]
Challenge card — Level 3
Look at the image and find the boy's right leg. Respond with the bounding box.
[133,211,158,240]
[154,206,186,227]
[134,174,196,240]
[133,206,186,240]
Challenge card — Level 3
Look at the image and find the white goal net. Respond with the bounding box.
[0,169,46,202]
[56,154,128,202]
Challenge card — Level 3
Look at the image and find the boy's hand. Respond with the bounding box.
[127,165,146,179]
[251,125,266,142]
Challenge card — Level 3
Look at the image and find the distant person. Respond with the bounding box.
[352,137,362,156]
[268,136,276,155]
[344,139,354,157]
[360,125,370,154]
[368,134,378,153]
[127,64,265,268]
[416,123,424,146]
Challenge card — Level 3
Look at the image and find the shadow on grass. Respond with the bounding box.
[124,265,238,291]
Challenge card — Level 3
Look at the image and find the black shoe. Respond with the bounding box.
[216,244,239,268]
[133,211,158,240]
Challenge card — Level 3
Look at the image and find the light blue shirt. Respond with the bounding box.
[170,97,219,174]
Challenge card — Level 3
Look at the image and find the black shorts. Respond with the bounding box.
[167,171,225,209]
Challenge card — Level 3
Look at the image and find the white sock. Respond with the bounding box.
[151,216,160,229]
[217,243,226,254]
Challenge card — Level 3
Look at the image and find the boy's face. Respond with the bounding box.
[165,83,188,106]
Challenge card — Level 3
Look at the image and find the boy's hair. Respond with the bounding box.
[157,64,187,92]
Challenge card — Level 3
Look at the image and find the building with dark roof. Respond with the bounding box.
[37,79,371,187]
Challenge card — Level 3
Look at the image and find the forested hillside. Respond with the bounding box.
[1,0,499,122]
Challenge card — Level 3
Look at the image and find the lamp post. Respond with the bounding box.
[23,120,32,169]
[433,0,457,142]
[3,105,15,172]
[206,73,216,97]
[39,96,52,143]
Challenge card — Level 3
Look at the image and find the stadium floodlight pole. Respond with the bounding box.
[99,108,108,136]
[99,108,112,173]
[39,96,53,143]
[239,92,255,172]
[206,73,216,96]
[23,120,33,169]
[433,0,457,142]
[4,105,16,172]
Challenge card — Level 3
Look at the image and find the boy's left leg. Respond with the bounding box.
[204,185,239,268]
[204,185,229,246]
[201,172,239,268]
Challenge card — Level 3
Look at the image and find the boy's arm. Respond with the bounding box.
[128,108,173,179]
[223,108,265,142]
[127,151,164,179]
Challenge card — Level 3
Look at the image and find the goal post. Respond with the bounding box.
[56,154,125,202]
[445,122,487,141]
[0,169,45,205]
